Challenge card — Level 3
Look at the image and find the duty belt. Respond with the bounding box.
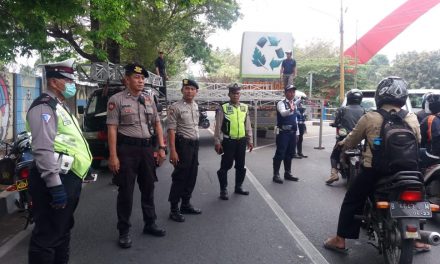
[223,135,246,140]
[117,134,151,147]
[176,135,199,146]
[279,125,296,131]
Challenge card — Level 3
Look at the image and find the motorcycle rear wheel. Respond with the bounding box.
[382,225,413,264]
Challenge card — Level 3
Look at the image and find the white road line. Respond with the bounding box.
[245,169,329,264]
[206,128,329,263]
[0,225,33,259]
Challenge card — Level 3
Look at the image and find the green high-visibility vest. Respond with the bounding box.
[27,99,92,179]
[221,103,248,139]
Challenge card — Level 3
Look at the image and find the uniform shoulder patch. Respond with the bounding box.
[108,102,115,111]
[41,114,51,123]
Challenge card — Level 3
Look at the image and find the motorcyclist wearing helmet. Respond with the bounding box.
[325,89,365,184]
[324,76,428,253]
[420,93,440,169]
[416,92,433,123]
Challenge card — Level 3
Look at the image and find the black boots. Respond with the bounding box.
[118,232,132,248]
[180,202,202,214]
[235,168,249,195]
[284,158,299,181]
[143,223,166,237]
[219,189,229,200]
[169,204,185,222]
[273,159,283,184]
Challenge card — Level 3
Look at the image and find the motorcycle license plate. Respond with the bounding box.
[15,179,28,191]
[390,201,432,218]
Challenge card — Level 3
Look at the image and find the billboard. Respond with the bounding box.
[240,32,293,79]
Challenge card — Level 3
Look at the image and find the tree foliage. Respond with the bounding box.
[391,51,440,89]
[0,0,241,72]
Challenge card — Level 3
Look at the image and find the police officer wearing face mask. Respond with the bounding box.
[26,58,93,263]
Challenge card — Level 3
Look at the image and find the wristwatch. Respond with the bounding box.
[158,145,167,151]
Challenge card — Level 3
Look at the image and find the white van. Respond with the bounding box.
[408,88,440,112]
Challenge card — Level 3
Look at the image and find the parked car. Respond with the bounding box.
[408,88,440,113]
[79,85,163,168]
[341,89,413,112]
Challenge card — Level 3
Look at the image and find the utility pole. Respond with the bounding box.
[354,20,358,89]
[339,0,345,103]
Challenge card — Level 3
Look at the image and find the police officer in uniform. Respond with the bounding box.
[107,63,167,249]
[273,84,300,184]
[295,96,308,158]
[214,83,254,200]
[167,79,202,222]
[26,58,92,263]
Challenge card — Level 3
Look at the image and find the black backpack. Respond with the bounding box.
[371,109,419,175]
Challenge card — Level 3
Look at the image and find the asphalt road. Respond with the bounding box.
[1,121,439,264]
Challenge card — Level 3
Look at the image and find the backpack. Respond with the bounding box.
[426,114,440,156]
[371,109,419,175]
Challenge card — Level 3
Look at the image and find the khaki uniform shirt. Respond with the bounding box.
[167,100,199,140]
[106,90,159,139]
[214,102,253,145]
[342,104,421,168]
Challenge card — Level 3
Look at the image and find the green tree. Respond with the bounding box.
[0,0,241,69]
[391,50,440,89]
[198,48,240,82]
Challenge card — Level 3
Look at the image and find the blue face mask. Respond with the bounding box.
[62,82,76,98]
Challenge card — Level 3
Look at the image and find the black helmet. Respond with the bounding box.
[426,93,440,114]
[375,76,409,108]
[346,89,363,105]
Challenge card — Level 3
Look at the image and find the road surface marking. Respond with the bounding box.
[207,127,329,263]
[0,225,33,259]
[246,169,330,264]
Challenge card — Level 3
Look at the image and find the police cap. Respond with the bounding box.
[285,84,297,92]
[182,79,199,89]
[228,83,241,93]
[125,63,149,77]
[41,58,75,80]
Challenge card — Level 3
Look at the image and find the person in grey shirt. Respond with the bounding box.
[26,58,92,263]
[167,79,201,222]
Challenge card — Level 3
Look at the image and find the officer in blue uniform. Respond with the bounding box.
[272,84,299,184]
[295,96,308,158]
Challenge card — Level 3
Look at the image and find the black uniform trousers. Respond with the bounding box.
[217,137,247,190]
[115,143,157,234]
[28,167,82,264]
[297,124,306,155]
[337,167,382,239]
[273,130,296,161]
[168,136,199,206]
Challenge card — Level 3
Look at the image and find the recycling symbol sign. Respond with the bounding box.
[251,36,286,71]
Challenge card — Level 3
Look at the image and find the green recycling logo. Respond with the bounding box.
[251,36,285,71]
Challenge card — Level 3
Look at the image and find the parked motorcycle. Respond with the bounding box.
[199,107,210,129]
[357,171,440,264]
[1,132,34,229]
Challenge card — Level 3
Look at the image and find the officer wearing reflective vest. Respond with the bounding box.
[214,83,253,200]
[26,58,92,263]
[272,84,299,184]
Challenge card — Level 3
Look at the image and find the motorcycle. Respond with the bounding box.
[357,171,440,264]
[1,132,34,229]
[342,141,363,188]
[329,124,361,187]
[422,163,440,206]
[199,107,210,129]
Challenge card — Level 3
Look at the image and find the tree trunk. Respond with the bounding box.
[106,39,120,63]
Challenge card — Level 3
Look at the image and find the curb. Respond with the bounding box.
[0,190,18,218]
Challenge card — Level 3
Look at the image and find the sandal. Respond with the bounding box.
[323,239,349,255]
